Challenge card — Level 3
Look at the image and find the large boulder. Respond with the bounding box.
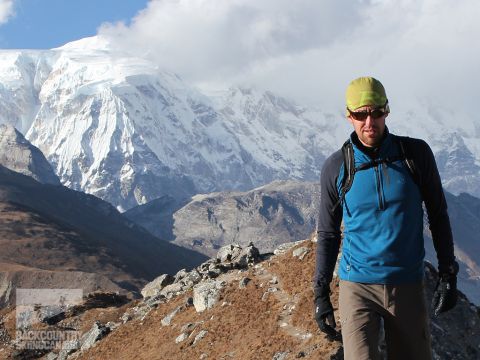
[193,280,225,312]
[80,321,111,351]
[141,274,174,298]
[216,242,261,268]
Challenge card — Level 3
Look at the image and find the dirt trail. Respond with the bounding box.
[253,263,313,341]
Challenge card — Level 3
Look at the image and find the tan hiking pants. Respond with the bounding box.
[339,280,432,360]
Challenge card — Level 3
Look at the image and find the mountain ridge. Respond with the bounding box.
[1,36,479,210]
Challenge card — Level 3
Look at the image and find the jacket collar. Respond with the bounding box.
[350,127,392,159]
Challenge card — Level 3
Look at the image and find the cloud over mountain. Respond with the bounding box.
[99,0,480,121]
[0,0,15,25]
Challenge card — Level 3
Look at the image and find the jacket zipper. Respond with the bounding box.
[374,164,385,210]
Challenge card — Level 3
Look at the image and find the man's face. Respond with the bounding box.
[347,105,388,147]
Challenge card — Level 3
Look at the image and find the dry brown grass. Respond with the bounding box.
[75,240,342,360]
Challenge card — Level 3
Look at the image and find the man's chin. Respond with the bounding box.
[361,136,381,147]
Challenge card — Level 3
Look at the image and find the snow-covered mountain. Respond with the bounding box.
[0,36,479,210]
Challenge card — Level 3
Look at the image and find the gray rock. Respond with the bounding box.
[193,280,225,312]
[217,244,243,263]
[239,277,251,289]
[238,243,261,267]
[130,303,153,321]
[175,322,205,346]
[292,246,310,260]
[46,352,58,360]
[162,306,182,326]
[197,258,220,273]
[175,332,189,344]
[160,282,185,299]
[200,354,208,359]
[55,339,80,360]
[272,352,289,360]
[216,243,261,269]
[181,269,202,288]
[269,276,278,284]
[181,323,197,333]
[274,241,304,255]
[144,294,167,308]
[206,266,223,279]
[80,321,110,351]
[262,287,279,301]
[106,321,120,331]
[121,312,133,323]
[193,330,208,345]
[174,269,189,283]
[141,274,174,298]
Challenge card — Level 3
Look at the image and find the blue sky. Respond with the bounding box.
[0,0,149,49]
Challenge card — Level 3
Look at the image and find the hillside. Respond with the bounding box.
[0,165,207,303]
[0,240,478,359]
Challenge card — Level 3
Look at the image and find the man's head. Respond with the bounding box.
[345,77,389,148]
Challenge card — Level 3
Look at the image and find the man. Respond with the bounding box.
[314,77,458,360]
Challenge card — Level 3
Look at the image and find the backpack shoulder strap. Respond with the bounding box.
[395,135,420,186]
[331,140,355,212]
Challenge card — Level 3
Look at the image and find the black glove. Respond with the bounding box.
[432,261,459,316]
[314,284,341,341]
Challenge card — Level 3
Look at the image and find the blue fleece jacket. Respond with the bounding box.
[314,130,455,290]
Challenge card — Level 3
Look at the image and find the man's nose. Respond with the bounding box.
[365,115,374,126]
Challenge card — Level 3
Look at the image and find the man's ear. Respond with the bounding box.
[347,116,354,125]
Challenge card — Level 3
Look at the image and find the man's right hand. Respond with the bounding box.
[314,286,341,341]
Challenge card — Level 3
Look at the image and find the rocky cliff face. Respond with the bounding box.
[0,124,60,185]
[0,240,478,360]
[125,180,320,257]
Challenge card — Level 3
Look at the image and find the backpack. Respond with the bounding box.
[331,135,420,212]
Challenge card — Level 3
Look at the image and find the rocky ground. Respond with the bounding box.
[0,237,479,360]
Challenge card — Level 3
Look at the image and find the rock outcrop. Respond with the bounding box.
[0,124,60,185]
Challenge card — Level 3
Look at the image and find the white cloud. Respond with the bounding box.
[0,0,15,24]
[100,0,480,119]
[100,0,364,82]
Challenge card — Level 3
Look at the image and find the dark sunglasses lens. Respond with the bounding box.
[351,111,368,120]
[371,110,385,118]
[350,109,385,120]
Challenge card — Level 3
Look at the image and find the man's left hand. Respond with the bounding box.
[432,261,459,316]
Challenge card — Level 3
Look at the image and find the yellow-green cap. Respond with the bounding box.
[345,77,388,112]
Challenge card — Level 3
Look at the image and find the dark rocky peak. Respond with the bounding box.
[0,124,60,185]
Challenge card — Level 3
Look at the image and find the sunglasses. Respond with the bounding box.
[347,107,387,121]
